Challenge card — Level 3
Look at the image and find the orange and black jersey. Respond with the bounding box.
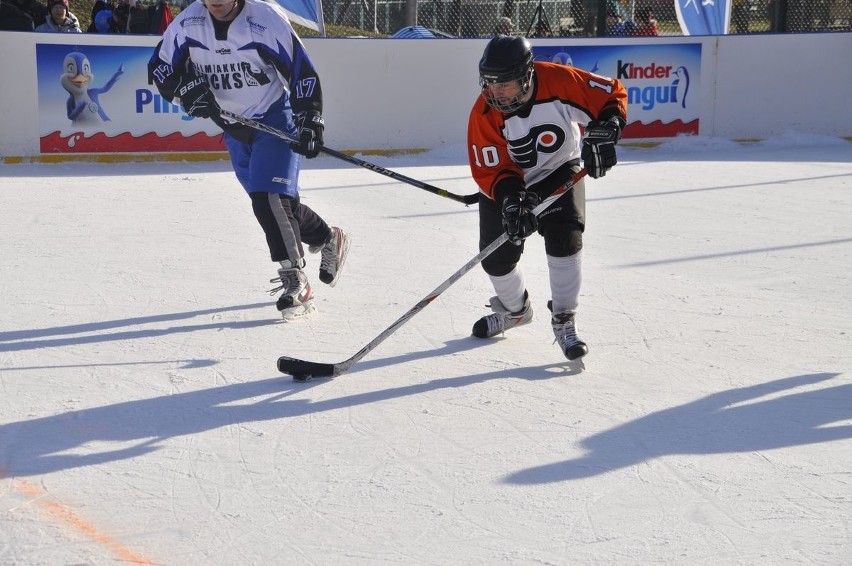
[468,61,627,201]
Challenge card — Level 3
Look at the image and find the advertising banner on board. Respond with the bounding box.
[37,43,225,154]
[532,43,701,138]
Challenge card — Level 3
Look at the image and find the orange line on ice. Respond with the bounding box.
[12,479,153,565]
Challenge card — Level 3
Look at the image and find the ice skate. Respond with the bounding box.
[309,226,351,287]
[551,311,588,360]
[270,264,316,321]
[472,291,533,338]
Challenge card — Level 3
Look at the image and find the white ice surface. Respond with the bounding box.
[1,135,851,565]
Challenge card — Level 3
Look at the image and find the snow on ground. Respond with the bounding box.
[1,136,851,565]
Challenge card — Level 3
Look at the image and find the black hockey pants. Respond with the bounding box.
[479,162,586,278]
[250,192,331,264]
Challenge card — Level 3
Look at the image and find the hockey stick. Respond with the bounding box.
[277,169,589,380]
[218,109,480,205]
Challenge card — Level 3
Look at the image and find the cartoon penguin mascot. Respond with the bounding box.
[551,52,573,67]
[673,66,690,110]
[60,51,124,127]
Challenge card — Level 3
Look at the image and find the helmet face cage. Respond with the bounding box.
[479,63,534,113]
[478,36,535,113]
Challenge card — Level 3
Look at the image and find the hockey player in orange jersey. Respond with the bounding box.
[468,35,627,361]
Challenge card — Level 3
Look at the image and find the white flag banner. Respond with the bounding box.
[675,0,731,35]
[276,0,325,35]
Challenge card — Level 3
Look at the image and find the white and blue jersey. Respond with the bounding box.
[149,0,321,119]
[148,0,322,197]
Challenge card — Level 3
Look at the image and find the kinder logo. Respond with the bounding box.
[617,60,673,80]
[618,59,691,111]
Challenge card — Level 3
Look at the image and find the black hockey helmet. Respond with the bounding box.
[478,35,535,113]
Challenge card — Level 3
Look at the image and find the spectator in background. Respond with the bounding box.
[605,1,637,36]
[1,0,36,29]
[91,4,113,31]
[532,19,553,37]
[4,0,46,27]
[87,0,129,33]
[147,0,171,34]
[605,6,625,36]
[494,16,514,36]
[86,0,112,31]
[582,0,598,35]
[111,0,130,31]
[127,0,148,33]
[635,6,659,35]
[35,0,81,32]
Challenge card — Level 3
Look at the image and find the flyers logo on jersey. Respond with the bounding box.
[507,124,566,168]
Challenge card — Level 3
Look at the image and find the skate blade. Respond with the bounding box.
[565,357,585,372]
[554,343,587,372]
[278,300,317,322]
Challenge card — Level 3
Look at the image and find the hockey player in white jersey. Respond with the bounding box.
[148,0,350,320]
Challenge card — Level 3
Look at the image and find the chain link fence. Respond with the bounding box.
[322,0,852,36]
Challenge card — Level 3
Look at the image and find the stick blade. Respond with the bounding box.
[277,356,336,381]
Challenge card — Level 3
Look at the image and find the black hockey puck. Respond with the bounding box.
[292,373,313,382]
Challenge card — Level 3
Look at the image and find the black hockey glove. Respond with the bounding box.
[176,74,219,119]
[293,110,324,159]
[502,191,541,245]
[581,117,623,179]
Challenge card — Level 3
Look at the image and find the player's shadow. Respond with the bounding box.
[336,336,585,379]
[0,350,578,478]
[504,372,851,484]
[0,302,274,354]
[0,376,301,477]
[616,237,852,269]
[3,369,845,480]
[345,336,497,375]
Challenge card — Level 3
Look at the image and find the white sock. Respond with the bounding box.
[489,267,526,313]
[547,252,582,315]
[280,257,305,270]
